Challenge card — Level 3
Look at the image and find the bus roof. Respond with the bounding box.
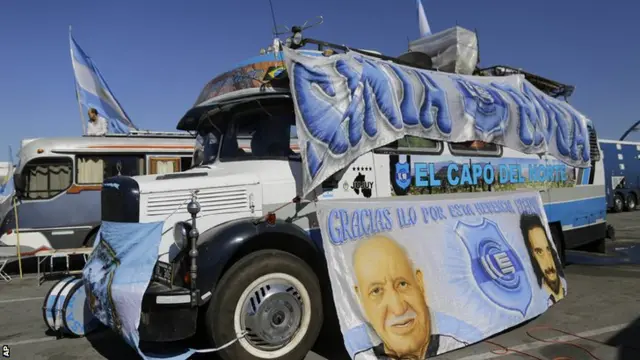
[17,135,197,169]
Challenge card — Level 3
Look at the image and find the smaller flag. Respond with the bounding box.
[69,28,137,134]
[417,0,432,37]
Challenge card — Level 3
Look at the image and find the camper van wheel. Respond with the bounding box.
[205,249,323,360]
[613,193,624,213]
[624,194,637,211]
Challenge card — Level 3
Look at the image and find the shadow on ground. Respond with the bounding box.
[606,316,640,360]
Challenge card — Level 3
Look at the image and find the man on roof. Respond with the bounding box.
[87,108,108,136]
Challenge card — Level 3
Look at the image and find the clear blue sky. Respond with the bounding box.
[1,0,639,162]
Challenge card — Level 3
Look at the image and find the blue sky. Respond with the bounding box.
[1,0,639,162]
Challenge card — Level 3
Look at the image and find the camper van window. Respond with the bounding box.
[76,155,145,184]
[375,136,441,154]
[22,157,72,200]
[149,158,180,175]
[449,141,502,157]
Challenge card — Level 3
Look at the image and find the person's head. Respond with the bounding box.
[520,213,563,293]
[88,108,98,121]
[352,235,431,357]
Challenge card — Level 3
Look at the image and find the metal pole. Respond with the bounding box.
[187,190,200,307]
[619,119,640,141]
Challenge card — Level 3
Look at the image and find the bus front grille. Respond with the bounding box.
[144,187,248,217]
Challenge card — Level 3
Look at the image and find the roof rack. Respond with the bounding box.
[301,38,431,69]
[87,130,195,139]
[475,65,575,99]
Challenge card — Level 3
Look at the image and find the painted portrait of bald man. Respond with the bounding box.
[352,235,464,359]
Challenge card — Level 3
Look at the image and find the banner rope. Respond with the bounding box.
[192,330,249,354]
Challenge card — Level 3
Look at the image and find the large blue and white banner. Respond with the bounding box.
[316,190,567,359]
[82,221,195,360]
[69,32,137,134]
[281,47,592,197]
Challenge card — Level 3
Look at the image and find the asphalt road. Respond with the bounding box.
[1,212,639,360]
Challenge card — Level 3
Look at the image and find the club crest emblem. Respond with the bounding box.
[455,218,532,316]
[395,161,411,190]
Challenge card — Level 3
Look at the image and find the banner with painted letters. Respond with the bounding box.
[281,47,592,197]
[315,190,567,359]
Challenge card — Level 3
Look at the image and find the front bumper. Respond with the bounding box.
[138,281,199,342]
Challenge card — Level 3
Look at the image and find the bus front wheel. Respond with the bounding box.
[204,249,324,360]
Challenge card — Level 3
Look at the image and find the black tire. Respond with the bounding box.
[612,193,625,213]
[204,249,324,360]
[549,225,565,267]
[624,193,637,212]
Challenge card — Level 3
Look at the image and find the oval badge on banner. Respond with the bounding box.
[42,276,77,332]
[62,279,101,337]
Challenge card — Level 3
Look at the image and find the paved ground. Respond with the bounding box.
[1,213,639,360]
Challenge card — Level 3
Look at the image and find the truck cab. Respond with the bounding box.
[101,93,345,360]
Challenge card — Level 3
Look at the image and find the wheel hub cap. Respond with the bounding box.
[240,281,303,350]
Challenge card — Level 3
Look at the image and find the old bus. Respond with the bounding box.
[97,40,606,359]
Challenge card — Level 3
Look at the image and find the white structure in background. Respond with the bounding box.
[0,162,10,180]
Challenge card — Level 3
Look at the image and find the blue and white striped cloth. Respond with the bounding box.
[0,167,14,220]
[69,31,137,134]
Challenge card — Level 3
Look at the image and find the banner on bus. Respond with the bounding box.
[83,221,196,360]
[315,190,567,359]
[281,47,592,197]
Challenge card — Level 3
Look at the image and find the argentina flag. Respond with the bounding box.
[69,29,137,134]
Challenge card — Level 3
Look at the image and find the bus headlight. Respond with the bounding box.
[173,221,192,250]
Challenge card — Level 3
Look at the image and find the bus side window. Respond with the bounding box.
[374,136,442,154]
[22,157,72,200]
[77,155,145,184]
[449,141,502,157]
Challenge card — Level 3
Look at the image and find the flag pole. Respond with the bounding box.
[70,25,87,135]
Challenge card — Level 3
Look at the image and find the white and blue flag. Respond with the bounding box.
[0,158,15,220]
[69,30,137,134]
[417,0,432,37]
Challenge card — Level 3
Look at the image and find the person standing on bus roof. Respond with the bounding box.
[87,108,108,136]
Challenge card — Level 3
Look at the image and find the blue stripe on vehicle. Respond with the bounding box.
[543,196,606,229]
[580,168,591,185]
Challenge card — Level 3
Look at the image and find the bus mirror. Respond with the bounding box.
[12,173,24,193]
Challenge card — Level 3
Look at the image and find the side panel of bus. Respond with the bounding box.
[342,135,607,251]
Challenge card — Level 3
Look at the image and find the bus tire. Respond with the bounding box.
[612,193,624,213]
[204,249,323,360]
[624,193,637,211]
